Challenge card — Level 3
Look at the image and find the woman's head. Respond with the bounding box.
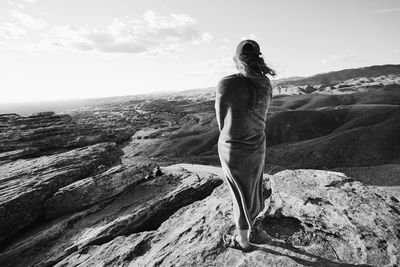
[234,39,276,77]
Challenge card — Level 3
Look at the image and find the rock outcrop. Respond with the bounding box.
[43,164,154,219]
[2,164,398,266]
[52,165,399,267]
[0,112,135,162]
[0,165,222,267]
[0,142,123,247]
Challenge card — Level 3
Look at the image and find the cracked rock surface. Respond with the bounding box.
[0,142,123,246]
[0,164,222,267]
[43,164,400,267]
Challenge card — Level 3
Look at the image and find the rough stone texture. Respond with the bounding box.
[43,164,155,219]
[49,164,399,267]
[0,165,222,267]
[0,142,123,247]
[0,112,135,161]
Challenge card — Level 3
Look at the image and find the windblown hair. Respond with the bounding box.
[233,54,275,109]
[234,54,276,77]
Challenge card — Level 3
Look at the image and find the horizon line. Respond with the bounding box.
[1,63,399,105]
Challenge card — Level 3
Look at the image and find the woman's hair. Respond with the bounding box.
[233,41,275,108]
[233,40,274,109]
[234,54,276,77]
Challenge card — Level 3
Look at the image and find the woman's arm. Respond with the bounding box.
[215,76,248,132]
[215,79,229,131]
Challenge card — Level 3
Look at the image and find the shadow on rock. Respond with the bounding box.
[247,214,374,267]
[253,241,373,267]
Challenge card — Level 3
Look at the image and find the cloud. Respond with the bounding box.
[321,53,361,65]
[0,22,27,39]
[10,10,47,29]
[46,10,213,55]
[376,7,400,13]
[193,32,213,45]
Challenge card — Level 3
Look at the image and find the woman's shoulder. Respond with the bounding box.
[218,73,242,85]
[217,74,245,94]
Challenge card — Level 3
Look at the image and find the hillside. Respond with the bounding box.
[273,64,400,87]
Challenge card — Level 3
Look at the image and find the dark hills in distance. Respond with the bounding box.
[272,63,400,86]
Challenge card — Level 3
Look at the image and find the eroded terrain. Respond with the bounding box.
[1,64,400,266]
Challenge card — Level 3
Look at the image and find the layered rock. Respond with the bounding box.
[0,142,123,246]
[43,164,156,219]
[5,164,395,267]
[0,165,222,267]
[0,112,135,162]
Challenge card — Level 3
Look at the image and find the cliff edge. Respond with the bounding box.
[1,164,398,266]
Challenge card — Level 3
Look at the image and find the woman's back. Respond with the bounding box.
[215,73,272,142]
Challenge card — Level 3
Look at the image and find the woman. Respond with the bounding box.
[215,39,275,251]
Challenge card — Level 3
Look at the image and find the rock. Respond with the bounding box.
[145,173,154,180]
[265,169,400,266]
[31,111,55,117]
[43,164,154,219]
[0,147,40,162]
[153,166,163,177]
[32,165,399,267]
[0,112,135,161]
[299,85,318,94]
[0,164,223,267]
[0,142,123,247]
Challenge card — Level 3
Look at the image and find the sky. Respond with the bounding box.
[0,0,399,103]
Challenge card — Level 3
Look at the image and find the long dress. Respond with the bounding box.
[215,73,272,230]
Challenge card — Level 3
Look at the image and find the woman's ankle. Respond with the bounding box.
[237,229,250,246]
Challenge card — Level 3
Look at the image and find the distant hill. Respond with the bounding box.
[273,64,400,87]
[1,64,399,115]
[0,99,94,116]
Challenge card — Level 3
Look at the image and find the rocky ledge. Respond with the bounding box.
[1,164,399,266]
[0,142,124,246]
